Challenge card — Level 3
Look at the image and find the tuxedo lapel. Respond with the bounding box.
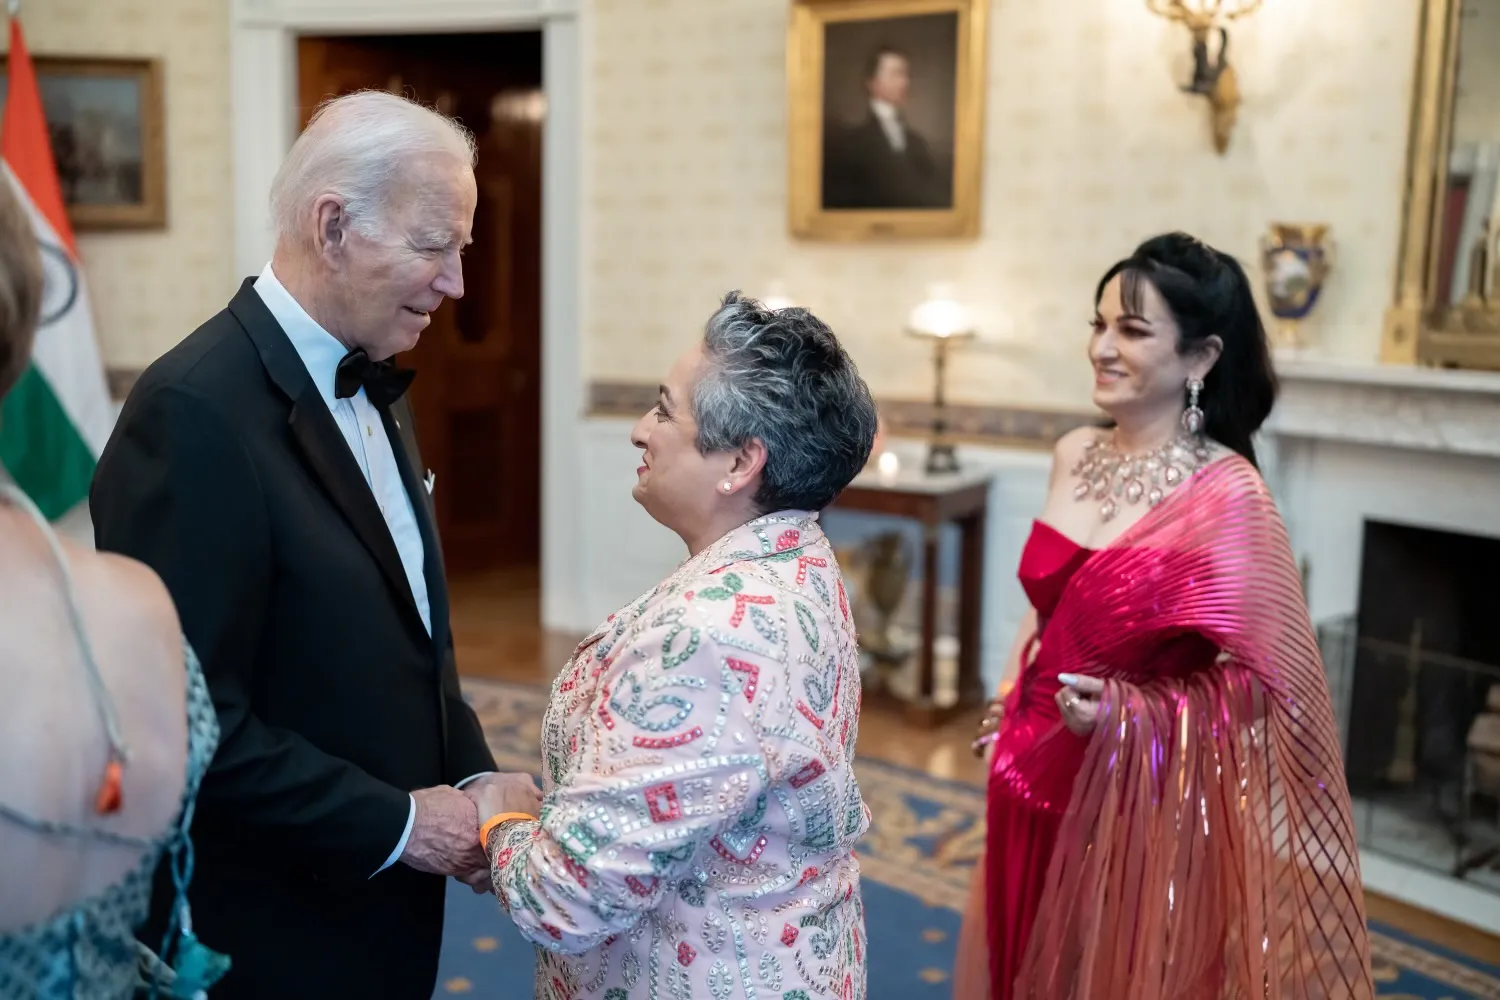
[289,395,424,630]
[231,279,427,640]
[382,397,450,662]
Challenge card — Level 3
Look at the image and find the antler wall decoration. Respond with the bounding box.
[1147,0,1263,154]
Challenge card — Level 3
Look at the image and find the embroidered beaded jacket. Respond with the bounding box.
[489,511,870,1000]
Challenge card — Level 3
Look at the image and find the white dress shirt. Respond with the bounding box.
[870,98,907,153]
[254,264,486,877]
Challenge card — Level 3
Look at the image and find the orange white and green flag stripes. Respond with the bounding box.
[0,15,114,519]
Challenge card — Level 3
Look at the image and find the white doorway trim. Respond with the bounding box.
[230,0,586,631]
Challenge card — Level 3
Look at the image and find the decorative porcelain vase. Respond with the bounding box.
[1260,223,1335,352]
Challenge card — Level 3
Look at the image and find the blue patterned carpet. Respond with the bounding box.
[437,678,1500,999]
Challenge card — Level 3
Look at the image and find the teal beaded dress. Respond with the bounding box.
[0,485,226,999]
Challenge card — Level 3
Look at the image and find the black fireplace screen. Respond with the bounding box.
[1333,520,1500,889]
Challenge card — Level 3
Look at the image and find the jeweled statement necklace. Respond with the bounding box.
[1071,431,1210,522]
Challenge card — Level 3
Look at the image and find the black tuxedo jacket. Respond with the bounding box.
[90,279,496,998]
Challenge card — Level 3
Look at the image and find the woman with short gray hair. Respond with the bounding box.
[467,291,878,998]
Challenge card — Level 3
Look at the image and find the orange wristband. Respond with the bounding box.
[479,811,536,849]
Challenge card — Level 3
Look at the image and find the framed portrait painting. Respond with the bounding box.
[788,0,987,241]
[0,56,166,230]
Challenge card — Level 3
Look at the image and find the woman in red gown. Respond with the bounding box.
[953,234,1373,1000]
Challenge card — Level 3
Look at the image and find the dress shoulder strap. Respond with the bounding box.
[0,483,131,778]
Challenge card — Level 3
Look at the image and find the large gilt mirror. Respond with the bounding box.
[1384,0,1500,369]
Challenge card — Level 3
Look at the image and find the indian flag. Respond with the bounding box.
[0,16,114,520]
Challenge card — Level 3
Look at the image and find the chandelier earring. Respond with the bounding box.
[1182,377,1205,436]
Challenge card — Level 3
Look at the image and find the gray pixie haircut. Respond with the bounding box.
[694,292,878,514]
[269,90,477,244]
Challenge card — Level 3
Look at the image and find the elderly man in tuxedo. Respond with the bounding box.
[90,91,538,998]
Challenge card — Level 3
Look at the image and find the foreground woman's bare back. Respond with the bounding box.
[0,502,188,932]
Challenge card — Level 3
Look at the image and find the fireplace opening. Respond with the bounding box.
[1339,519,1500,890]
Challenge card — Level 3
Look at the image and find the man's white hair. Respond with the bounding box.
[269,90,477,245]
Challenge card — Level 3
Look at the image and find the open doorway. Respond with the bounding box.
[297,32,547,676]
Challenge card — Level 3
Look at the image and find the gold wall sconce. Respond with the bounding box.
[1147,0,1262,154]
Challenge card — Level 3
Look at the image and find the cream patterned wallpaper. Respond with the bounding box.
[2,0,233,370]
[584,0,1421,412]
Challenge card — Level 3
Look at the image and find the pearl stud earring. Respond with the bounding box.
[722,481,733,492]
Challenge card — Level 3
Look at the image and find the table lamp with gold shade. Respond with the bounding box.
[905,287,975,475]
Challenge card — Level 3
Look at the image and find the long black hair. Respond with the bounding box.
[1096,232,1277,467]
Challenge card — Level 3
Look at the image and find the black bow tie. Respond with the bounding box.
[333,349,415,408]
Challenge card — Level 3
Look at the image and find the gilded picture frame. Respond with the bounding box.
[1381,0,1500,370]
[788,0,987,241]
[0,55,166,230]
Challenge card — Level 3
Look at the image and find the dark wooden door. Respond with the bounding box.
[297,32,543,574]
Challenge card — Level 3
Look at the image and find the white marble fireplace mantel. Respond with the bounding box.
[1266,355,1500,459]
[1260,355,1500,625]
[1260,351,1500,651]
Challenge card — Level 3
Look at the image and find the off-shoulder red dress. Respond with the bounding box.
[957,458,1373,1000]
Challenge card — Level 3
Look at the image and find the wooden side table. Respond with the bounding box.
[831,467,991,727]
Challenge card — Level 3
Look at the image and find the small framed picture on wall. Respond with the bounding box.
[788,0,987,241]
[0,55,166,230]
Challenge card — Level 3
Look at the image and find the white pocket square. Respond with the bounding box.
[424,470,436,495]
